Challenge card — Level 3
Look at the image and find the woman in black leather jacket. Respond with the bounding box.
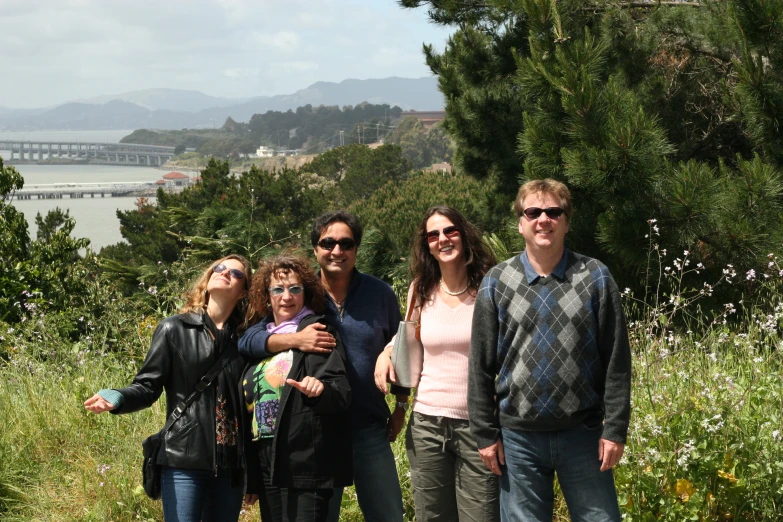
[242,254,352,522]
[84,254,256,522]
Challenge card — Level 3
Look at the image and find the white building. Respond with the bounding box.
[255,145,275,157]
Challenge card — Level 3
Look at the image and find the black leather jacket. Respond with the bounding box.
[113,312,250,482]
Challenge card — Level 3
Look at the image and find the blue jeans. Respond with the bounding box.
[160,466,244,522]
[500,420,621,522]
[326,420,404,522]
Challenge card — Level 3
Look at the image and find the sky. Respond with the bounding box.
[0,0,452,109]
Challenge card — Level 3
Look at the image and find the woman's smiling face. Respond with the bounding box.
[268,271,305,324]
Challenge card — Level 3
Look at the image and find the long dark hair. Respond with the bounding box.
[411,206,496,309]
[246,254,327,325]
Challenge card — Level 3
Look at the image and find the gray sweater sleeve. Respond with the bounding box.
[597,272,632,443]
[468,278,501,449]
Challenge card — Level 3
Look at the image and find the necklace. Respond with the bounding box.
[439,279,469,296]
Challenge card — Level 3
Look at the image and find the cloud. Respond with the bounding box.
[0,0,452,108]
[251,31,301,54]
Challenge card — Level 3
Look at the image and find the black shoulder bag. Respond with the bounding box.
[141,341,237,500]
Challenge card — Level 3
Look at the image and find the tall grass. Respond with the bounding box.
[2,239,783,520]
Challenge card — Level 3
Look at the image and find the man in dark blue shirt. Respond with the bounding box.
[240,210,408,522]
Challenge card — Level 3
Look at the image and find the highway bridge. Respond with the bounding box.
[0,140,176,166]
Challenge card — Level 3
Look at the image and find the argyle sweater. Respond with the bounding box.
[468,250,631,448]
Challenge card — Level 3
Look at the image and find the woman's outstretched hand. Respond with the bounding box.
[286,376,325,398]
[374,345,397,394]
[84,394,115,414]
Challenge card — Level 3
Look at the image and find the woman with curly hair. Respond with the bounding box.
[85,254,255,522]
[242,254,351,522]
[374,206,500,522]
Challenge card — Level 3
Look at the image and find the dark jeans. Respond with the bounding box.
[160,466,244,522]
[326,420,404,522]
[257,438,333,522]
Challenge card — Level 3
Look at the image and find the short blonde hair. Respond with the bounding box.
[513,179,573,221]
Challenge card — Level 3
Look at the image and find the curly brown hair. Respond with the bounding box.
[411,206,496,309]
[246,254,326,325]
[179,254,253,332]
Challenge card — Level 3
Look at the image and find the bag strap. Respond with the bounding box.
[160,338,237,435]
[405,289,422,340]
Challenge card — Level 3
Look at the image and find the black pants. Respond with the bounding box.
[256,438,333,522]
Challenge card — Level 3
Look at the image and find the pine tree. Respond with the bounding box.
[401,0,783,289]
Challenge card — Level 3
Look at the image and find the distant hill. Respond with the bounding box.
[0,77,443,131]
[73,88,257,112]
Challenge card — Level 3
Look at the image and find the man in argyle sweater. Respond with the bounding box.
[468,179,631,522]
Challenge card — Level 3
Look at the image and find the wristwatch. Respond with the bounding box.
[395,400,409,411]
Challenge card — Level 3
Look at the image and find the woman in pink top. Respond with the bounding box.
[374,206,498,522]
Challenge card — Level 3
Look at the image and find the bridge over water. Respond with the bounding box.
[13,182,163,200]
[0,140,176,166]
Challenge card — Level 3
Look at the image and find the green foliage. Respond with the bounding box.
[384,117,455,169]
[0,160,30,321]
[303,143,412,206]
[403,0,783,294]
[34,207,71,242]
[248,102,402,152]
[351,169,498,280]
[120,128,216,149]
[0,159,90,323]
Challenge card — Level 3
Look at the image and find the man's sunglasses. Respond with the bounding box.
[212,263,246,280]
[317,237,356,251]
[522,207,565,220]
[425,225,460,243]
[269,285,304,296]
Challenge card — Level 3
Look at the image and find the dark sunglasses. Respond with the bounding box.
[425,225,460,243]
[269,285,304,296]
[522,207,565,220]
[212,263,246,280]
[317,237,356,251]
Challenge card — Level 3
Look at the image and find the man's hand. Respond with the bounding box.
[244,494,259,505]
[84,394,115,414]
[286,376,325,398]
[387,401,407,442]
[598,438,625,471]
[294,323,335,353]
[479,440,505,476]
[374,346,397,394]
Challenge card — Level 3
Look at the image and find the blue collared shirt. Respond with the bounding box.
[519,249,569,283]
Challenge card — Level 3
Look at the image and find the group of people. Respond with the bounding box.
[84,178,631,522]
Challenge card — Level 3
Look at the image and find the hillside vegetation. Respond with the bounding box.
[3,1,783,520]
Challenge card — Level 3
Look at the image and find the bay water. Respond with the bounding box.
[0,130,194,251]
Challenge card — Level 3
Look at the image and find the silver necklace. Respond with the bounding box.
[439,279,469,296]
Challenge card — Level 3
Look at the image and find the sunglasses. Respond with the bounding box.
[212,263,246,280]
[425,225,460,243]
[522,207,565,220]
[317,237,356,251]
[269,285,304,297]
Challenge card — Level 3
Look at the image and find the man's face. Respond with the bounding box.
[518,191,569,255]
[314,221,357,277]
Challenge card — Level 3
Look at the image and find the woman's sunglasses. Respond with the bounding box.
[269,285,305,296]
[212,263,246,280]
[317,237,356,251]
[425,225,460,243]
[522,207,565,220]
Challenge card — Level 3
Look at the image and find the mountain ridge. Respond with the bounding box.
[0,77,443,131]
